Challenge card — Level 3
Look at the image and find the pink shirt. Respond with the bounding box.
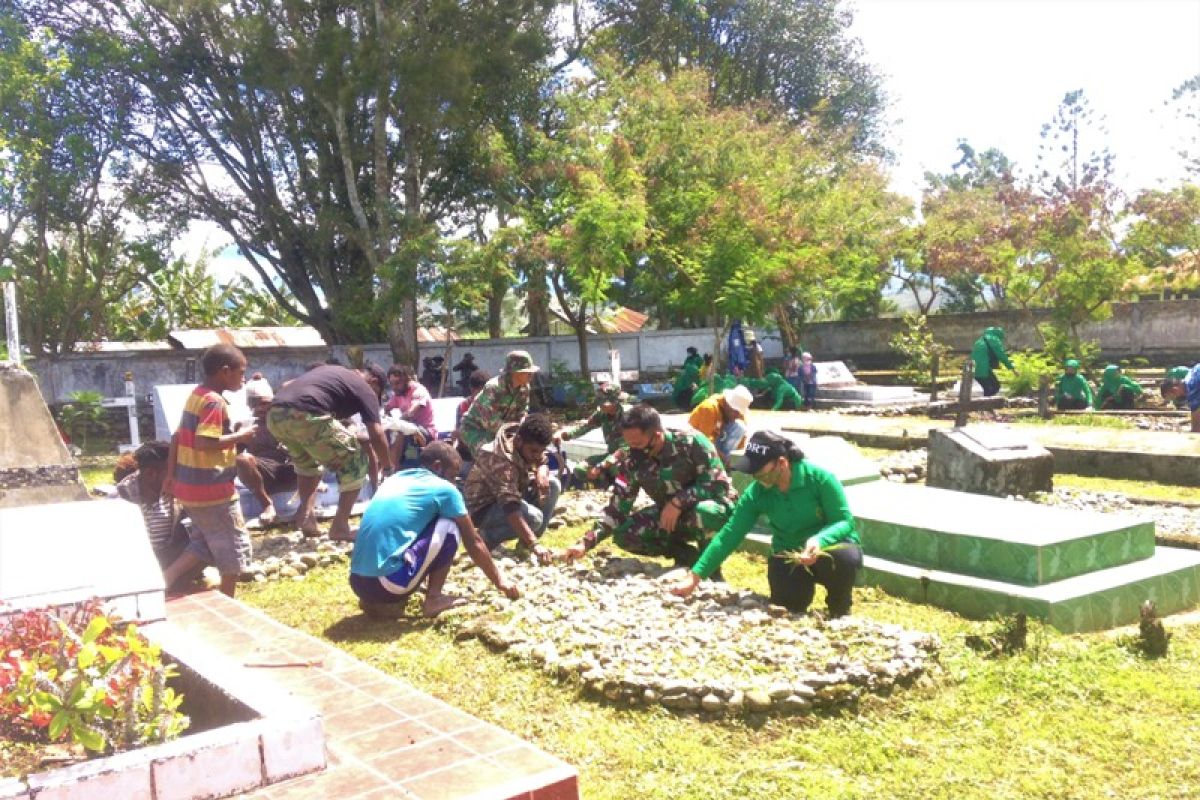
[385,382,436,435]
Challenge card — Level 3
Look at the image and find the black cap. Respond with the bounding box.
[730,430,793,474]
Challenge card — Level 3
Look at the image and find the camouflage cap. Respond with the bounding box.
[504,350,540,374]
[596,382,628,403]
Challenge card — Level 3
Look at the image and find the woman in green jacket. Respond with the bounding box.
[669,430,862,617]
[1094,364,1143,410]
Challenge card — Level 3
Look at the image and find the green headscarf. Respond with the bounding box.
[1064,358,1080,370]
[1100,364,1122,392]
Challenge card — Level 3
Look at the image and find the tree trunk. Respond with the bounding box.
[774,306,798,352]
[488,274,506,338]
[575,322,589,377]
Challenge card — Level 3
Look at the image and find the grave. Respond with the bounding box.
[926,426,1054,497]
[0,363,88,508]
[809,361,927,409]
[0,500,166,623]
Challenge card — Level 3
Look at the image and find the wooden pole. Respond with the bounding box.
[929,351,940,403]
[1038,375,1052,420]
[955,359,974,428]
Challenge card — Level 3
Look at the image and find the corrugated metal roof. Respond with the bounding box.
[168,327,327,350]
[75,341,173,353]
[596,307,649,334]
[417,327,460,343]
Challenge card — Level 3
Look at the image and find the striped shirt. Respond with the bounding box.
[116,473,177,555]
[174,386,237,507]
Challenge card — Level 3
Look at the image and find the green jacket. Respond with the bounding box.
[970,327,1013,380]
[692,460,858,579]
[1054,372,1094,405]
[673,364,700,395]
[766,373,803,410]
[1094,365,1142,409]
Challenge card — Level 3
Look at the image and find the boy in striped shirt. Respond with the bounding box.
[163,344,257,596]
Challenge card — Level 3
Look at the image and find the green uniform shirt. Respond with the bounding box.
[458,374,530,456]
[766,373,803,410]
[588,429,735,548]
[562,404,628,453]
[692,460,858,579]
[1054,372,1094,405]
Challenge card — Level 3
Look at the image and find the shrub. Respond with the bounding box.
[995,350,1059,397]
[57,391,109,451]
[0,600,189,757]
[889,314,949,387]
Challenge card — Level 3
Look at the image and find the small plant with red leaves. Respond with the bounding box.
[0,599,189,757]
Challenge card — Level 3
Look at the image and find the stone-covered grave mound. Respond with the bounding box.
[445,552,940,717]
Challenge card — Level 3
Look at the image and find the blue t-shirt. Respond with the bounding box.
[350,468,467,577]
[1186,364,1200,412]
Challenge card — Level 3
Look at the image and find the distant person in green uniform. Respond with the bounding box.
[970,326,1013,397]
[1094,364,1142,410]
[1053,359,1093,410]
[683,347,704,371]
[765,371,804,411]
[558,382,630,489]
[668,430,861,617]
[672,361,702,409]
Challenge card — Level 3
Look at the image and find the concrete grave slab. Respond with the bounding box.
[927,426,1054,497]
[0,500,165,623]
[0,364,87,508]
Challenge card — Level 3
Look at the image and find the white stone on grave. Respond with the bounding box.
[0,500,166,623]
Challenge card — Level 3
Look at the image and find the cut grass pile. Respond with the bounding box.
[240,523,1200,800]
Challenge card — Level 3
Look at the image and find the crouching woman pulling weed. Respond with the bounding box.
[668,430,862,617]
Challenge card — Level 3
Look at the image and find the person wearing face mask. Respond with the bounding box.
[559,405,736,569]
[668,430,861,617]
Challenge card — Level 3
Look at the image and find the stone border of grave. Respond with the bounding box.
[448,554,940,718]
[0,623,325,800]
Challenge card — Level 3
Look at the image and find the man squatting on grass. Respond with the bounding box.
[1161,363,1200,433]
[349,442,520,618]
[162,344,257,597]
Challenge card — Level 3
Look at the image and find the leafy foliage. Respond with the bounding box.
[889,313,949,386]
[56,390,108,451]
[0,599,188,760]
[994,350,1059,398]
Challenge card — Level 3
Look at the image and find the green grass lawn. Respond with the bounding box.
[240,524,1200,800]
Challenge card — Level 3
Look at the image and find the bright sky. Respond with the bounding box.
[850,0,1200,202]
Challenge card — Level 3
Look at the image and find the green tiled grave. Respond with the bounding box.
[845,482,1154,586]
[859,549,1200,633]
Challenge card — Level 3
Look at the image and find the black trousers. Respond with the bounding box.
[978,374,1001,397]
[767,544,863,618]
[1055,397,1089,410]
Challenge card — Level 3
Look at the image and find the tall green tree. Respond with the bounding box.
[495,72,649,374]
[43,0,558,361]
[1,7,174,357]
[595,0,886,152]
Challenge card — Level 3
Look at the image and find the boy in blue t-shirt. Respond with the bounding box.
[349,441,520,618]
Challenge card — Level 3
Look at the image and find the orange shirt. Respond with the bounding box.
[687,395,724,441]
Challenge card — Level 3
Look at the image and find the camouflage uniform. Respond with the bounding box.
[582,429,736,558]
[562,383,628,489]
[458,351,537,457]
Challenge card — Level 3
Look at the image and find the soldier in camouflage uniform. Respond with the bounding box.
[458,350,538,458]
[558,382,629,489]
[560,405,736,567]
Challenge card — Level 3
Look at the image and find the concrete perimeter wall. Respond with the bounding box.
[26,299,1200,403]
